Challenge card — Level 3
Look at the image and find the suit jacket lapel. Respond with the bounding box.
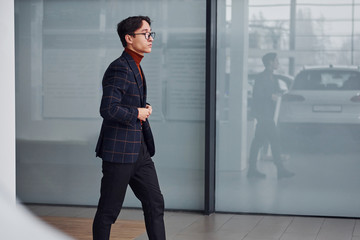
[140,66,147,104]
[122,51,144,106]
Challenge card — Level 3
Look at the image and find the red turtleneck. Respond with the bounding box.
[125,48,144,80]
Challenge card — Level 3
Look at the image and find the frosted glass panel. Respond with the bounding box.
[16,0,206,210]
[216,0,360,217]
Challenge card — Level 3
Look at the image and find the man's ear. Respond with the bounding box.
[125,34,133,45]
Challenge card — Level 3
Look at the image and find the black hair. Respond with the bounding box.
[117,16,151,48]
[262,52,277,67]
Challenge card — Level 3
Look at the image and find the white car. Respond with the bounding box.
[278,65,360,126]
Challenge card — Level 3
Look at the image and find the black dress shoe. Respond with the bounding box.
[277,168,295,179]
[247,169,266,178]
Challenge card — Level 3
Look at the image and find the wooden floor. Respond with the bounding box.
[41,216,146,240]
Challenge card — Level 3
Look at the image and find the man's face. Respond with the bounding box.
[270,57,279,70]
[126,20,153,55]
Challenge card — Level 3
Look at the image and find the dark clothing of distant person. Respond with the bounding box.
[249,69,282,165]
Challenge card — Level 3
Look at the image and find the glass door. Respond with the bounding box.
[216,0,360,217]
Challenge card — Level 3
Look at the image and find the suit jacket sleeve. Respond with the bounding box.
[99,61,139,125]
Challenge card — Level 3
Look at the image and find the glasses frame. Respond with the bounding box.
[130,32,156,40]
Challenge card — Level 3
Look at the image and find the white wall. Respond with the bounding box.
[0,0,16,202]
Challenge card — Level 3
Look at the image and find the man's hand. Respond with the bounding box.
[138,107,151,121]
[146,104,152,115]
[272,93,281,102]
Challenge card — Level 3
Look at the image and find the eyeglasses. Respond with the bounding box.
[130,32,156,40]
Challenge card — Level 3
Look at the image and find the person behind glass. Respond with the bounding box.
[93,16,166,240]
[248,52,294,179]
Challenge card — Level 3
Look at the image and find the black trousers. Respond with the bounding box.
[249,118,282,168]
[93,136,165,240]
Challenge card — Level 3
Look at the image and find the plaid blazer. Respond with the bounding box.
[95,51,155,163]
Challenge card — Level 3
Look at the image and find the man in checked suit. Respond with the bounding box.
[93,16,166,240]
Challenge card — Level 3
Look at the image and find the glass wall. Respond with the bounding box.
[15,0,206,210]
[216,0,360,217]
[16,0,360,216]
